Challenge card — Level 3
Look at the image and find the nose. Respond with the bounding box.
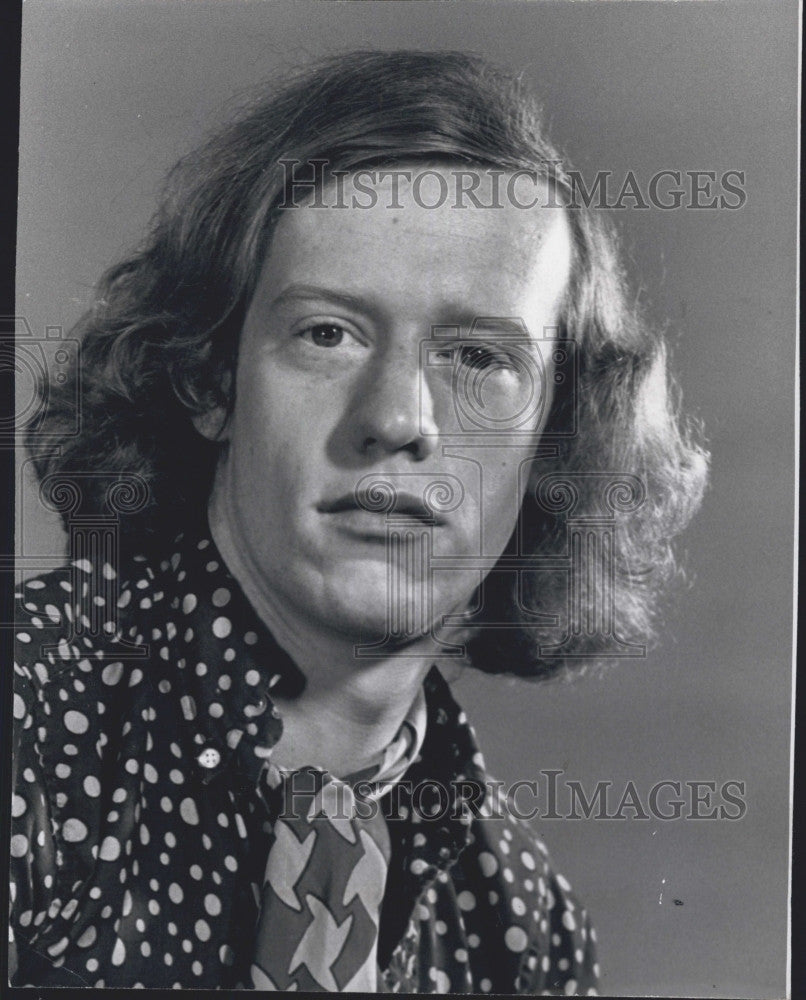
[352,352,439,460]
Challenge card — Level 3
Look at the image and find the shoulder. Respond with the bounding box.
[14,558,160,693]
[459,787,600,994]
[12,563,159,822]
[11,565,164,942]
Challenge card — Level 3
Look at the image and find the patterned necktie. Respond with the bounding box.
[249,690,427,992]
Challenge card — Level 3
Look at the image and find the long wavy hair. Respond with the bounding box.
[27,50,709,679]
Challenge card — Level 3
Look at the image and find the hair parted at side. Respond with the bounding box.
[27,49,709,680]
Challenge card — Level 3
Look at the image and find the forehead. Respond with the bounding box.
[257,166,572,319]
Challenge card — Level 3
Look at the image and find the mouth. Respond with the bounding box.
[317,490,447,529]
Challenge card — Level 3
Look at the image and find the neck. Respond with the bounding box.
[208,494,434,776]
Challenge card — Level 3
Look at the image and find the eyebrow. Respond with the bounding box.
[269,283,371,314]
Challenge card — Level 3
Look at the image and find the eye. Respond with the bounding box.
[302,323,347,348]
[458,344,520,373]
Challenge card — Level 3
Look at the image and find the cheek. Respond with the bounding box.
[228,372,327,502]
[477,453,532,533]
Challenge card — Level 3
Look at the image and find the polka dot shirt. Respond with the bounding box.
[10,523,599,994]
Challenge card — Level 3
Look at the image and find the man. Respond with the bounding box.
[11,51,707,992]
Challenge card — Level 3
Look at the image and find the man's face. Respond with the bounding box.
[205,168,572,644]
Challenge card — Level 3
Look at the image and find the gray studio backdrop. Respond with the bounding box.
[14,1,797,997]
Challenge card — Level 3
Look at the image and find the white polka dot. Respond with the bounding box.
[564,979,578,995]
[63,818,89,842]
[102,662,124,686]
[47,936,69,957]
[169,883,184,904]
[82,775,101,798]
[10,834,28,858]
[212,588,231,607]
[521,850,536,871]
[111,938,126,966]
[512,896,527,916]
[13,693,26,720]
[204,893,222,916]
[195,919,211,942]
[99,836,121,861]
[182,594,197,614]
[244,669,260,686]
[457,890,476,911]
[480,978,492,992]
[64,710,89,734]
[212,617,232,639]
[478,851,498,877]
[433,969,450,992]
[12,794,26,818]
[505,925,529,953]
[77,925,97,948]
[180,798,200,825]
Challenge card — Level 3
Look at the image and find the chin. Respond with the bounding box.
[316,590,406,641]
[309,574,439,647]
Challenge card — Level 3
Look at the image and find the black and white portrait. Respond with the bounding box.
[7,1,797,997]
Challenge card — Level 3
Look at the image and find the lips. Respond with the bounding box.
[317,490,446,526]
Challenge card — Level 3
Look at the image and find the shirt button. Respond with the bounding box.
[197,747,221,769]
